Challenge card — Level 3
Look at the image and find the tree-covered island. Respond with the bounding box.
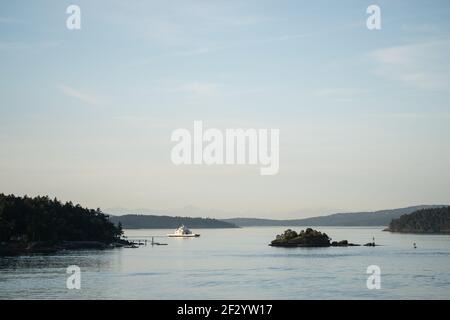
[384,206,450,234]
[0,194,128,256]
[269,228,375,247]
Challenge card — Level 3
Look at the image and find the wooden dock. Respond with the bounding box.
[123,236,168,246]
[130,239,147,246]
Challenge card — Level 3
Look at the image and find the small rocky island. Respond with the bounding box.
[269,228,374,247]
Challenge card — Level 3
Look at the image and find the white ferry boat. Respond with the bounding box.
[167,225,200,237]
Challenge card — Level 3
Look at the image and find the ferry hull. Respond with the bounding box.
[167,234,200,237]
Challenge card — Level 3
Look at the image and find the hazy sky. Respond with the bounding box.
[1,0,450,218]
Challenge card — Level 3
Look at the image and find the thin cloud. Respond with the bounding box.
[200,14,273,27]
[170,47,217,57]
[164,32,311,58]
[58,85,104,107]
[370,112,450,120]
[0,41,57,51]
[0,16,26,24]
[314,88,368,102]
[264,33,311,42]
[401,23,439,33]
[169,82,221,97]
[370,39,450,90]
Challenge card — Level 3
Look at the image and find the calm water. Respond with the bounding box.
[1,227,450,299]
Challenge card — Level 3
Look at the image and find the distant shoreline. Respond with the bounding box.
[111,205,449,230]
[384,207,450,234]
[123,225,386,230]
[109,214,238,229]
[0,240,129,256]
[221,205,447,227]
[384,229,450,235]
[123,227,239,230]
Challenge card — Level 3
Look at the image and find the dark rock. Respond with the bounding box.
[330,240,360,247]
[270,228,331,247]
[269,228,369,248]
[364,242,377,247]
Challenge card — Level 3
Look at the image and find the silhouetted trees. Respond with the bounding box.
[0,194,123,243]
[271,228,331,247]
[387,207,450,233]
[109,214,238,229]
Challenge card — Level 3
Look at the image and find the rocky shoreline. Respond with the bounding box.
[269,228,378,248]
[0,239,131,256]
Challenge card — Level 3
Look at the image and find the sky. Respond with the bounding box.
[1,0,450,219]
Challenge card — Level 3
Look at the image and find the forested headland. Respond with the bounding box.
[0,194,125,255]
[385,207,450,234]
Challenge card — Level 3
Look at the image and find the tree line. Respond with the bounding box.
[387,206,450,233]
[0,194,123,243]
[109,214,238,229]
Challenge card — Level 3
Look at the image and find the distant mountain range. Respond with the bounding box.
[221,205,447,227]
[109,214,238,229]
[108,205,448,229]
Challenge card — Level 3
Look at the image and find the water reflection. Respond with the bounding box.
[1,227,450,299]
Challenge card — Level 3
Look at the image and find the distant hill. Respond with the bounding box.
[222,205,447,227]
[385,207,450,234]
[109,214,238,229]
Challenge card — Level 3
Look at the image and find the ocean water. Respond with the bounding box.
[1,227,450,300]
